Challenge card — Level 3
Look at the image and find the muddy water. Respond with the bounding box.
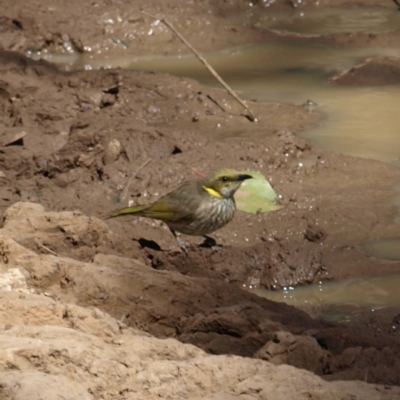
[37,7,400,162]
[249,272,400,321]
[49,40,400,163]
[123,41,400,163]
[365,239,400,261]
[36,6,400,316]
[247,7,400,36]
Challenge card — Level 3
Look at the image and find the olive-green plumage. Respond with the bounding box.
[104,168,252,245]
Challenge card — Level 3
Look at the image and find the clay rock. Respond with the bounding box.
[0,220,399,398]
[0,371,92,400]
[255,331,330,374]
[103,138,122,165]
[1,201,112,261]
[0,289,398,400]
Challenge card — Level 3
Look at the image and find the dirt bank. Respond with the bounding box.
[1,0,400,398]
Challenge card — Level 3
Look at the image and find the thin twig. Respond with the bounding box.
[190,167,206,178]
[120,158,152,202]
[37,242,58,257]
[120,312,129,324]
[140,10,256,122]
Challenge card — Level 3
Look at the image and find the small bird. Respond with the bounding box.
[104,168,252,250]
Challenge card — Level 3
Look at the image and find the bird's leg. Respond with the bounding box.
[169,228,188,254]
[202,235,217,246]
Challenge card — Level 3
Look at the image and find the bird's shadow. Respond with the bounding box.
[198,236,222,251]
[138,238,162,251]
[137,236,221,253]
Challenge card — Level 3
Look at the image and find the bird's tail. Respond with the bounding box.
[102,205,148,219]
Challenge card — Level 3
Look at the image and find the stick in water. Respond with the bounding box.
[140,10,257,122]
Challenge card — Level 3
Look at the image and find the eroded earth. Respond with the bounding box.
[1,1,400,399]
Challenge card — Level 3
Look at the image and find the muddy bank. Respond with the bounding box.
[1,51,399,287]
[1,281,398,400]
[1,50,400,387]
[332,56,400,85]
[1,0,400,398]
[1,203,400,389]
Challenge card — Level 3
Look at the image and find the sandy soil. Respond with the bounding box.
[1,0,400,399]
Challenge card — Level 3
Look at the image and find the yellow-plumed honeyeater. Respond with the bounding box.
[104,168,252,248]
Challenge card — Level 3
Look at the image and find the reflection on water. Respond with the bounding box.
[247,7,400,35]
[137,42,400,163]
[365,238,400,261]
[156,42,400,164]
[251,273,400,321]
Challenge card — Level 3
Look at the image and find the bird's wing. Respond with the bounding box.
[142,181,201,223]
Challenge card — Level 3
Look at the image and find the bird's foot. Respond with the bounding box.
[211,244,222,253]
[176,236,189,254]
[169,229,189,254]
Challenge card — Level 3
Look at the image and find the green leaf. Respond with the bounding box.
[235,171,283,214]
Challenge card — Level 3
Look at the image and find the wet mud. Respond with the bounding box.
[1,0,400,398]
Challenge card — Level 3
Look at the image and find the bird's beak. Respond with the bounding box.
[237,174,253,182]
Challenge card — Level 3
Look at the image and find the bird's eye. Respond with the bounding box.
[221,176,228,182]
